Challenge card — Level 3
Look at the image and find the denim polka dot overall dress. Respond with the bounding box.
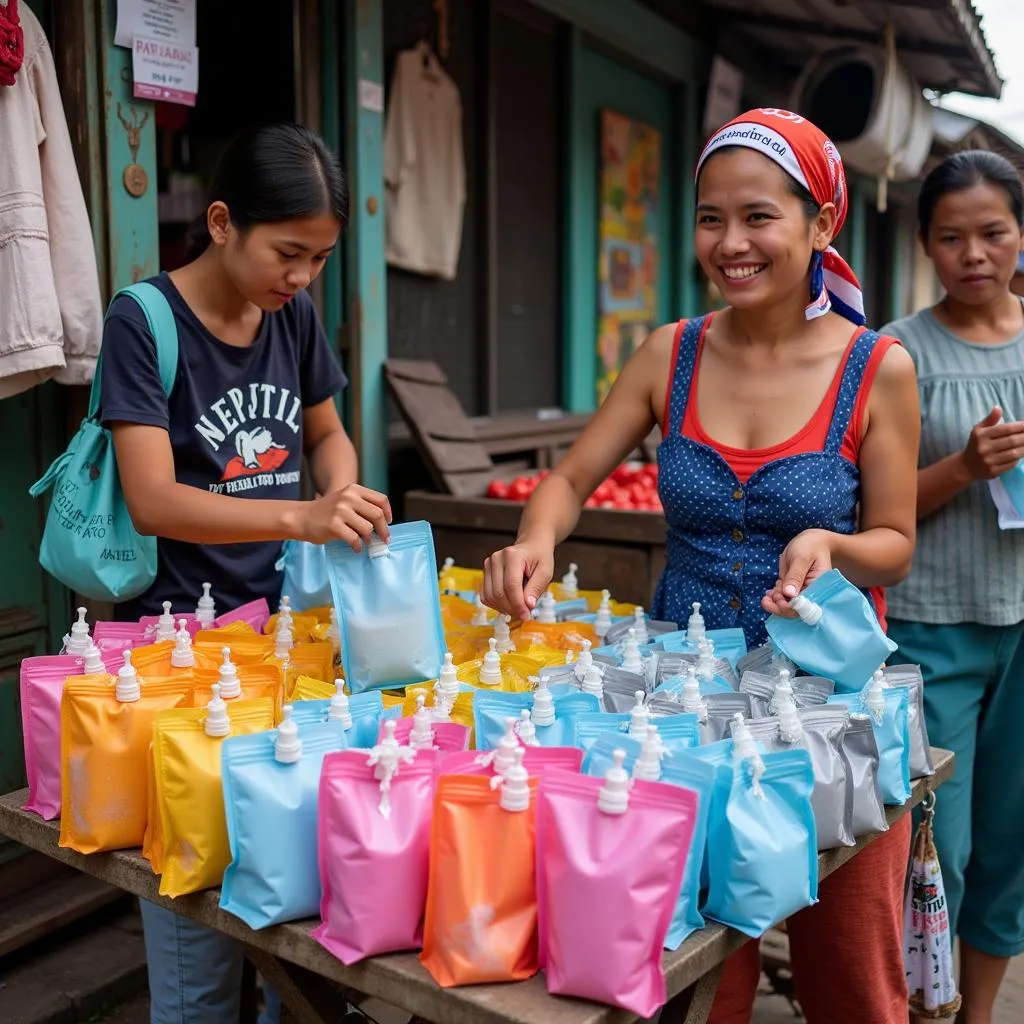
[652,314,883,648]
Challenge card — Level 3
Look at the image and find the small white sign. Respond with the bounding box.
[115,0,196,49]
[132,35,199,107]
[359,78,384,114]
[703,56,744,136]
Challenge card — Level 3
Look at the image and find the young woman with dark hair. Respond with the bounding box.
[483,108,920,1022]
[884,149,1024,1024]
[99,123,390,1023]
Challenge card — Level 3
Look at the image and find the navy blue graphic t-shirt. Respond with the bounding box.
[99,273,346,620]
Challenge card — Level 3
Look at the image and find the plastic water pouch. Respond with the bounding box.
[474,688,599,750]
[766,569,896,692]
[326,521,446,692]
[275,540,332,610]
[536,765,697,1016]
[313,745,439,964]
[220,717,346,929]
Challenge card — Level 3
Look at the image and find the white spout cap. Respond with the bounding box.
[769,669,794,715]
[204,683,231,737]
[409,693,435,749]
[171,619,195,668]
[632,606,649,645]
[561,562,579,595]
[494,716,521,774]
[633,724,663,781]
[196,582,216,624]
[274,622,294,661]
[574,639,594,680]
[688,601,706,641]
[278,595,292,621]
[478,638,502,686]
[682,666,708,722]
[863,669,886,722]
[597,750,630,815]
[594,590,613,637]
[438,651,460,701]
[620,628,643,674]
[431,681,452,722]
[628,690,650,738]
[66,607,91,655]
[697,636,716,680]
[471,594,491,627]
[499,747,531,812]
[776,689,803,743]
[82,641,105,675]
[536,590,557,624]
[564,649,575,664]
[531,675,556,726]
[515,708,539,746]
[327,606,341,654]
[731,712,766,797]
[116,649,140,703]
[790,593,823,626]
[493,613,514,653]
[155,601,176,642]
[366,532,389,559]
[442,556,455,573]
[274,705,303,763]
[581,660,604,698]
[218,647,242,699]
[329,678,352,728]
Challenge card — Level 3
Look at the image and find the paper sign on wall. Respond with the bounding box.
[115,0,196,49]
[132,36,199,107]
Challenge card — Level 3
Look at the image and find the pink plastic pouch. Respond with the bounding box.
[313,737,439,964]
[92,621,148,651]
[382,715,470,753]
[213,598,271,633]
[20,653,122,819]
[536,759,698,1017]
[138,611,200,638]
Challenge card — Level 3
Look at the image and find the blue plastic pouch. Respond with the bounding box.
[572,712,631,753]
[473,689,600,750]
[289,691,394,748]
[219,721,346,929]
[654,669,733,700]
[325,521,446,693]
[555,598,590,621]
[828,685,911,805]
[765,569,896,692]
[275,541,332,610]
[655,628,748,669]
[702,746,818,938]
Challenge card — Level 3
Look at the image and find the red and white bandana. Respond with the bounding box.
[696,108,865,326]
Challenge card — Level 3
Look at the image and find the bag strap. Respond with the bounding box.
[87,281,180,420]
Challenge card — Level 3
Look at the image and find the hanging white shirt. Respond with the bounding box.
[384,42,466,281]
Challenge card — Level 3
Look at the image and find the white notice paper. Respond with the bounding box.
[115,0,196,49]
[132,36,199,107]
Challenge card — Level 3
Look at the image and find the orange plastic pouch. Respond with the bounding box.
[263,611,318,642]
[142,742,163,873]
[440,595,478,629]
[59,674,193,854]
[289,674,336,702]
[438,564,484,595]
[303,604,334,624]
[421,770,539,986]
[191,662,284,723]
[274,640,334,693]
[193,632,274,666]
[512,621,597,652]
[125,640,179,678]
[445,625,499,666]
[152,698,274,897]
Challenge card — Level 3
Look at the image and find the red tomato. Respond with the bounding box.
[509,477,532,501]
[487,479,509,499]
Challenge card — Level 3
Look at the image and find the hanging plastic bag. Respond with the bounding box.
[883,665,936,779]
[21,652,121,820]
[153,696,275,897]
[59,658,193,854]
[904,792,961,1019]
[743,707,854,850]
[536,759,697,1017]
[766,569,896,692]
[828,672,911,805]
[326,521,446,693]
[702,716,818,937]
[275,540,332,610]
[421,761,539,986]
[313,739,439,964]
[475,686,600,750]
[220,716,347,929]
[842,713,889,837]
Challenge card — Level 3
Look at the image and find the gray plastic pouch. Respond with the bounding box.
[843,713,889,837]
[738,672,775,718]
[740,671,836,718]
[882,665,935,779]
[600,667,652,713]
[700,692,753,743]
[737,642,796,679]
[648,692,688,717]
[741,709,854,850]
[674,652,740,690]
[592,651,620,669]
[603,616,678,646]
[537,663,581,687]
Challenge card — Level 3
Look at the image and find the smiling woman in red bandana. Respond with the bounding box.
[483,108,921,1022]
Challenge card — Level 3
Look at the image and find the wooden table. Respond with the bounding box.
[0,749,952,1024]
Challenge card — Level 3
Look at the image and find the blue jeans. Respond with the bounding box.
[139,900,281,1024]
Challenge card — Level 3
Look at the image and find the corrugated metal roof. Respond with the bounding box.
[700,0,1002,99]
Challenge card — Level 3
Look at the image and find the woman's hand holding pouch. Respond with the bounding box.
[762,529,834,618]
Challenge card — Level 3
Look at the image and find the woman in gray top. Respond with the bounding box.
[884,150,1024,1024]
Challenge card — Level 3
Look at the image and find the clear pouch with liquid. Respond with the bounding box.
[326,521,446,693]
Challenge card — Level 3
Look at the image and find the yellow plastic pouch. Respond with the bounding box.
[438,564,484,595]
[153,696,274,897]
[400,685,476,736]
[289,675,336,702]
[440,594,478,629]
[303,604,334,624]
[444,625,496,666]
[276,640,334,693]
[191,658,284,723]
[126,640,179,678]
[142,742,163,873]
[522,645,577,669]
[193,633,275,666]
[59,669,193,855]
[512,621,597,652]
[263,611,318,642]
[456,645,545,693]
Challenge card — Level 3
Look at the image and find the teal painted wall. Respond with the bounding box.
[562,39,677,413]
